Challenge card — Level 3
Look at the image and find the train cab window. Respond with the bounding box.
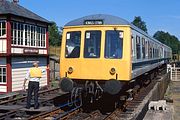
[84,31,101,58]
[105,30,123,59]
[65,31,81,58]
[136,36,141,59]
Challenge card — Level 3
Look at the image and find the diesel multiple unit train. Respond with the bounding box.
[59,14,172,108]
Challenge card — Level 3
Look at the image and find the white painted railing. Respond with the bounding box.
[169,64,180,81]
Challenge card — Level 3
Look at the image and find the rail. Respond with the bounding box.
[0,87,61,119]
[0,68,169,120]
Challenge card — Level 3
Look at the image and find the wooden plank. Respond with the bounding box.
[20,106,54,112]
[0,105,24,110]
[0,92,19,99]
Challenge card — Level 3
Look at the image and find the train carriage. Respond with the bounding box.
[59,14,172,107]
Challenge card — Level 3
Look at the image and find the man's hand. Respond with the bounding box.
[23,78,27,91]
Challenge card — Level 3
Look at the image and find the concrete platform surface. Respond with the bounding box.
[171,81,180,120]
[143,103,173,120]
[163,81,180,120]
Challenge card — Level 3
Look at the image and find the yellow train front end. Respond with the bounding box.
[60,25,131,95]
[59,14,133,108]
[60,26,131,81]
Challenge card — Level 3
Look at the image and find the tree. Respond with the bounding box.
[132,16,148,33]
[153,31,180,54]
[48,22,62,46]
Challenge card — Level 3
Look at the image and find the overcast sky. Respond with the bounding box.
[20,0,180,39]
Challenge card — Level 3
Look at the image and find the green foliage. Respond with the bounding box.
[153,31,180,54]
[132,16,148,33]
[48,22,62,46]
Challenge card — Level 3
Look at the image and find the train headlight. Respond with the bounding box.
[110,68,116,75]
[68,67,73,74]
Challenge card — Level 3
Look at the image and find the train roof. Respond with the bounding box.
[65,14,130,26]
[65,14,171,50]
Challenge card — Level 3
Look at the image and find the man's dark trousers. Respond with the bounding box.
[26,81,39,109]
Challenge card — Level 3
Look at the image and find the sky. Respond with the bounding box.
[19,0,180,39]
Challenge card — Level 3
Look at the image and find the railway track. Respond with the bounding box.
[104,79,157,120]
[26,77,160,120]
[0,70,168,120]
[64,80,157,120]
[0,87,59,105]
[0,87,61,120]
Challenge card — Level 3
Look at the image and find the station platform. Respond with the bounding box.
[143,104,173,120]
[144,81,180,120]
[171,81,180,120]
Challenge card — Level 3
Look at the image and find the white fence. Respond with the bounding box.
[168,64,180,81]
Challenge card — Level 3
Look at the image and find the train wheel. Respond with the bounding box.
[82,91,92,112]
[99,93,118,113]
[143,79,151,86]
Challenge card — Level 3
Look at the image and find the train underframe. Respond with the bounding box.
[59,64,167,112]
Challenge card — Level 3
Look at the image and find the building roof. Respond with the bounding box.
[0,0,50,23]
[65,14,130,26]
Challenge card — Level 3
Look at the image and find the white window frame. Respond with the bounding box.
[0,20,6,38]
[11,21,46,48]
[0,67,6,84]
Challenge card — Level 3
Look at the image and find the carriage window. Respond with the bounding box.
[148,42,152,59]
[152,44,155,58]
[145,41,148,58]
[65,31,81,58]
[84,31,101,58]
[105,30,123,59]
[160,47,163,58]
[142,38,145,59]
[136,36,141,59]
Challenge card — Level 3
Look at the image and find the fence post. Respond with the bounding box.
[170,67,172,80]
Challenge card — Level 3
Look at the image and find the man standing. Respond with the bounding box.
[23,62,45,109]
